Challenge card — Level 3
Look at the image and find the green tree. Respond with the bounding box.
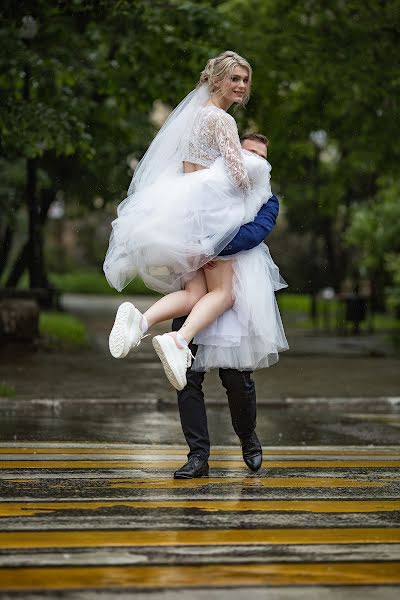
[219,0,399,297]
[346,179,400,311]
[0,0,225,294]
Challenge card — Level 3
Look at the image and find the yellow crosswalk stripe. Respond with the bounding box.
[1,562,400,590]
[0,447,399,456]
[0,528,399,549]
[2,443,399,591]
[1,459,400,469]
[1,500,399,517]
[2,476,389,488]
[106,476,388,489]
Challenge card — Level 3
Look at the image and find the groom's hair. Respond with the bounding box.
[241,133,269,147]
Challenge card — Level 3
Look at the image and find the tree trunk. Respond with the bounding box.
[5,188,55,289]
[0,225,13,280]
[5,242,30,289]
[27,157,45,289]
[370,266,386,312]
[308,233,319,325]
[321,216,343,293]
[22,57,45,290]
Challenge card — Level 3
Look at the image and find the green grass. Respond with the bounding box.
[49,270,158,296]
[39,312,88,347]
[373,313,400,330]
[276,293,399,331]
[0,382,16,398]
[277,293,309,313]
[10,270,400,333]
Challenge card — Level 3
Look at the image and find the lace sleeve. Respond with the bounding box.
[214,112,251,191]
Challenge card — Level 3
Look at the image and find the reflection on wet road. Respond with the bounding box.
[0,441,400,598]
[1,401,400,446]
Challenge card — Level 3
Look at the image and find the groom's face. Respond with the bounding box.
[241,139,268,160]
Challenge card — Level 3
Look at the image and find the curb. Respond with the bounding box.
[1,396,399,410]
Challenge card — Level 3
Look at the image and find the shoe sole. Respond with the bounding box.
[174,467,209,479]
[152,335,187,391]
[109,302,141,359]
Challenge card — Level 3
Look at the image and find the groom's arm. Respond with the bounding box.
[219,193,279,256]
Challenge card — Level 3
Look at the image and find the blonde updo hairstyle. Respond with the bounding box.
[198,50,252,107]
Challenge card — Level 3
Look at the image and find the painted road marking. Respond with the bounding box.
[0,528,399,549]
[3,476,387,489]
[1,443,399,592]
[1,562,400,590]
[1,500,399,517]
[1,460,400,469]
[0,447,399,456]
[105,476,393,489]
[2,455,400,463]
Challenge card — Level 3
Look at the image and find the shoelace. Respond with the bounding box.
[152,334,194,366]
[186,348,195,367]
[135,333,150,347]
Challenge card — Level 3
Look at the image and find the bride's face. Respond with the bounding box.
[220,65,250,105]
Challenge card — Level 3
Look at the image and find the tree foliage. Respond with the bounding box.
[0,0,225,287]
[219,0,399,294]
[0,0,399,302]
[346,178,400,310]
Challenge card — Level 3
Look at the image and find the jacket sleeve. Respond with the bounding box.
[219,193,279,256]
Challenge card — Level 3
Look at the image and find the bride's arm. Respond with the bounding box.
[215,112,251,191]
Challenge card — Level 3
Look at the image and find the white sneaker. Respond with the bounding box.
[109,302,144,358]
[152,334,193,391]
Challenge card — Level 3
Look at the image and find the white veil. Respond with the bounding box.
[127,83,210,196]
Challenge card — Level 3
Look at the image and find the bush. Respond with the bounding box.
[49,270,158,296]
[39,312,88,346]
[0,382,16,398]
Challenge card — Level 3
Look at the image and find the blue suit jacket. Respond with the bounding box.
[219,193,279,256]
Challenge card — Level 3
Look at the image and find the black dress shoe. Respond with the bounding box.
[240,431,262,472]
[174,456,209,479]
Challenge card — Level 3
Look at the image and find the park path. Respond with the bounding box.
[1,293,399,403]
[0,442,400,597]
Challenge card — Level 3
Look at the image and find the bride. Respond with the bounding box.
[103,51,288,390]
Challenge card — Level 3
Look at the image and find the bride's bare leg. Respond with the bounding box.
[176,260,234,343]
[151,261,233,390]
[143,270,207,328]
[109,271,207,359]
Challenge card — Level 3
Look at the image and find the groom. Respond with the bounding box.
[172,133,279,478]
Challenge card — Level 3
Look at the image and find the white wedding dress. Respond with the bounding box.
[104,94,288,372]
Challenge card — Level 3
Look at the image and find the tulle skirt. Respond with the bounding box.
[104,158,249,294]
[193,244,289,371]
[104,151,288,372]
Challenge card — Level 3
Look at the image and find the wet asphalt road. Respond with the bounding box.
[3,293,400,403]
[1,399,400,447]
[0,441,400,598]
[0,294,399,597]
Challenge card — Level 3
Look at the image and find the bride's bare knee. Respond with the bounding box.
[220,291,235,311]
[225,294,235,311]
[186,289,206,310]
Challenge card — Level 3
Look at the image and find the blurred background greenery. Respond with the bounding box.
[0,0,399,338]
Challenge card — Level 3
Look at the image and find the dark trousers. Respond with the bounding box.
[172,316,257,460]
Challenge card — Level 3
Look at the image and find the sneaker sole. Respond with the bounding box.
[109,302,141,359]
[152,336,187,391]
